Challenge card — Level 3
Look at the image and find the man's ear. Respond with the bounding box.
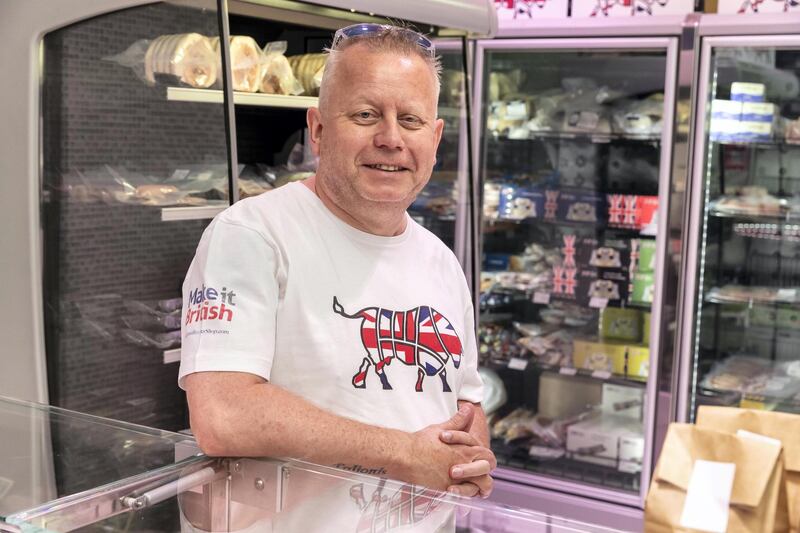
[432,117,445,161]
[307,107,323,156]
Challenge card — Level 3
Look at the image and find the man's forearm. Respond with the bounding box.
[186,372,411,478]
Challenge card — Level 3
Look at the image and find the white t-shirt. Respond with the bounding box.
[179,181,482,432]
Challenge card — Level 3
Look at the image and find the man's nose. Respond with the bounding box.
[373,118,405,151]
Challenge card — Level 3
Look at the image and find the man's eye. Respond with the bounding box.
[401,116,423,127]
[356,111,376,120]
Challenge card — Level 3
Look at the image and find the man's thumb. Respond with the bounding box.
[444,403,474,431]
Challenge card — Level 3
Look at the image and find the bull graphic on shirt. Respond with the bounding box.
[349,479,445,533]
[333,297,462,392]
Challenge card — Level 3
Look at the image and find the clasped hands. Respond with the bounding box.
[410,403,496,499]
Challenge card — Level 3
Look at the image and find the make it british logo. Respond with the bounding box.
[185,284,237,325]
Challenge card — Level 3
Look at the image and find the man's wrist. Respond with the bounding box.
[382,428,415,482]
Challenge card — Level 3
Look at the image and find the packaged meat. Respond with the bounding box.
[287,53,327,96]
[144,33,217,88]
[259,41,304,95]
[210,35,262,93]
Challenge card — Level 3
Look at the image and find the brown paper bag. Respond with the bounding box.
[697,406,800,533]
[645,423,784,532]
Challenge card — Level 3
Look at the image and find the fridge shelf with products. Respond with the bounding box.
[486,356,648,388]
[705,285,800,307]
[475,34,679,507]
[678,31,800,431]
[712,138,800,149]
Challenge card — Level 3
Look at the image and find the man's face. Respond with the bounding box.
[307,44,444,211]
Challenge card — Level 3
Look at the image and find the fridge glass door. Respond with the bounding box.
[476,38,676,501]
[409,39,471,255]
[40,1,230,431]
[687,36,800,419]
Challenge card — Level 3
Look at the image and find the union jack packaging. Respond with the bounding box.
[607,194,658,230]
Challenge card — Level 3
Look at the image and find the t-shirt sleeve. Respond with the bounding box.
[456,301,484,404]
[178,218,280,389]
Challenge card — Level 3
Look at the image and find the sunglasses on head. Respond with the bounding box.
[331,23,435,58]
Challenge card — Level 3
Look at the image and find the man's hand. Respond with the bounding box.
[402,404,494,492]
[440,402,495,498]
[440,427,495,498]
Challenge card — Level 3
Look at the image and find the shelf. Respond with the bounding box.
[484,216,654,236]
[708,203,797,223]
[167,87,318,109]
[705,286,800,307]
[492,447,640,493]
[732,221,800,242]
[712,138,800,150]
[161,205,226,222]
[491,357,647,387]
[163,348,180,365]
[698,386,800,412]
[491,131,661,144]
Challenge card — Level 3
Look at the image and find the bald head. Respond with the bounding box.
[318,26,441,114]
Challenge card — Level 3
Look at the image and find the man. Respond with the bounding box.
[179,24,494,498]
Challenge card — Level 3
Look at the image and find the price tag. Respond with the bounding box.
[507,358,529,371]
[591,370,612,380]
[559,367,577,376]
[589,297,609,309]
[533,292,551,305]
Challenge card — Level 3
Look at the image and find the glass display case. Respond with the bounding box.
[678,17,800,421]
[473,34,681,507]
[40,0,229,433]
[21,0,481,434]
[0,395,618,532]
[410,39,472,257]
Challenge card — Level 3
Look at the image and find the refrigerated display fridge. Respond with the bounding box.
[677,14,800,422]
[0,0,492,430]
[472,18,692,514]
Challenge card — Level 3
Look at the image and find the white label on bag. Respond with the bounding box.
[736,429,782,448]
[679,460,736,533]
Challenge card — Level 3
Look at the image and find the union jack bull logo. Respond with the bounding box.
[350,479,445,533]
[333,297,462,392]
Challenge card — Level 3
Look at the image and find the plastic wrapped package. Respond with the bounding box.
[106,33,217,88]
[488,70,523,101]
[287,53,327,96]
[210,35,262,93]
[258,41,304,95]
[121,329,181,350]
[611,94,664,137]
[121,313,181,332]
[700,355,774,393]
[441,69,464,106]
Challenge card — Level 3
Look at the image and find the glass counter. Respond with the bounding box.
[0,396,619,532]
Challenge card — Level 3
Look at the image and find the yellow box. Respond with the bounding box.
[573,340,627,375]
[627,345,650,379]
[642,312,651,345]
